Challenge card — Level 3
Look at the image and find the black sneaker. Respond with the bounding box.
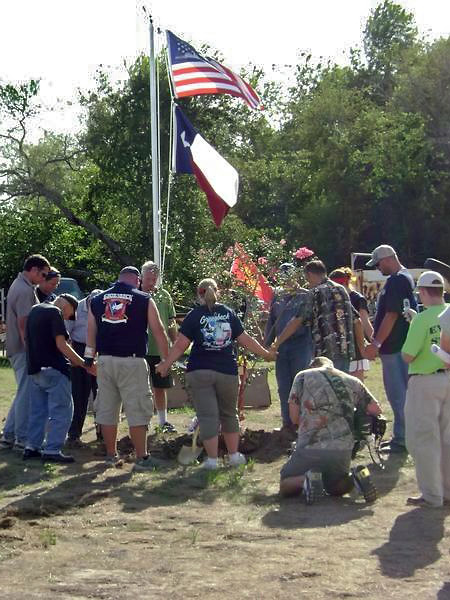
[303,470,323,505]
[41,452,75,464]
[161,422,177,433]
[0,437,14,450]
[23,448,42,460]
[351,465,377,503]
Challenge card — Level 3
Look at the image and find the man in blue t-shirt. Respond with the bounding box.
[365,245,416,453]
[87,266,169,471]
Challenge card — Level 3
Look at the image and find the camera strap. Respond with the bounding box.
[320,370,355,435]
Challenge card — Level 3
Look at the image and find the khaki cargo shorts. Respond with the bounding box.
[95,355,153,427]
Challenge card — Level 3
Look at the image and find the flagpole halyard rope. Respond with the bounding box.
[161,32,176,279]
[162,101,174,278]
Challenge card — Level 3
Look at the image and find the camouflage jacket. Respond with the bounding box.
[289,367,376,450]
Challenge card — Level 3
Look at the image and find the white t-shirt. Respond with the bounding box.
[438,305,450,335]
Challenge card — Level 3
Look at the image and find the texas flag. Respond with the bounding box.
[172,105,239,227]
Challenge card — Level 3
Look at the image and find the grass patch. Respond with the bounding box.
[0,367,15,416]
[169,406,195,415]
[39,528,57,548]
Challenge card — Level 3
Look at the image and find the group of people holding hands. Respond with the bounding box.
[2,244,450,507]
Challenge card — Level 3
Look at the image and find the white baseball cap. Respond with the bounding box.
[366,245,397,267]
[417,271,445,288]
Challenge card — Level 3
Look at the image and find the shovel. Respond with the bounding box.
[177,426,203,465]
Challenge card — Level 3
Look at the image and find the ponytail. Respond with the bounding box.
[197,278,218,311]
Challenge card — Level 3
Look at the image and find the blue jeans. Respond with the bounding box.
[276,338,313,427]
[27,369,73,454]
[3,351,32,444]
[380,352,409,446]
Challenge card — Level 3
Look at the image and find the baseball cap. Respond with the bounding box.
[45,267,61,281]
[279,262,295,274]
[417,271,444,288]
[59,293,79,320]
[119,266,141,277]
[366,245,397,267]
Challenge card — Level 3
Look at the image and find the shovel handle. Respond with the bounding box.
[192,425,200,449]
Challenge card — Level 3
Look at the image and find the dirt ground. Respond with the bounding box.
[0,364,449,600]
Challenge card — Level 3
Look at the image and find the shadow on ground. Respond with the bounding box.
[0,431,410,523]
[372,506,447,578]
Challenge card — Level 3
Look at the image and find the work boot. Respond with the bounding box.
[351,465,377,503]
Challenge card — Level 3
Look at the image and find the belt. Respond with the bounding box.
[98,352,144,358]
[409,369,448,378]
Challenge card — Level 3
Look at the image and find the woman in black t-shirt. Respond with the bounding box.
[156,278,275,470]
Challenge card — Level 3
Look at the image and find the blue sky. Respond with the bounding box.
[2,1,450,130]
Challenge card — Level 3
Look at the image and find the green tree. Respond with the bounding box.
[363,0,419,102]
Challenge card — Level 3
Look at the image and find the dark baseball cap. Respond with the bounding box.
[119,266,141,277]
[59,293,79,320]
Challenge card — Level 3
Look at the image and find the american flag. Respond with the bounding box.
[166,30,261,110]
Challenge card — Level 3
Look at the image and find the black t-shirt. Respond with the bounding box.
[374,271,417,354]
[90,282,150,357]
[26,303,70,378]
[36,288,57,303]
[180,303,245,375]
[350,290,368,313]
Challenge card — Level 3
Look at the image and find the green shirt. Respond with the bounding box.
[402,303,449,374]
[147,287,176,356]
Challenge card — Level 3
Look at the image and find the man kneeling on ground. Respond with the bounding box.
[279,356,382,504]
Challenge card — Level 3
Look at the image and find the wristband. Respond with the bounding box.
[84,357,94,367]
[372,339,381,349]
[84,346,96,359]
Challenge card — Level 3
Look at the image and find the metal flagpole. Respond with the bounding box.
[148,15,161,267]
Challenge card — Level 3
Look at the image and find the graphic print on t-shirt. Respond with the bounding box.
[200,313,232,350]
[101,293,133,324]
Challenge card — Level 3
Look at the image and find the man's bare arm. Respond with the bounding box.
[289,402,300,425]
[167,318,178,344]
[155,334,191,377]
[18,316,27,345]
[401,352,415,364]
[366,312,398,359]
[440,332,450,367]
[366,400,382,416]
[55,335,86,368]
[359,308,374,340]
[373,312,398,345]
[86,307,97,351]
[148,298,169,359]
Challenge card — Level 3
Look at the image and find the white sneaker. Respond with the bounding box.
[228,452,246,467]
[201,458,219,470]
